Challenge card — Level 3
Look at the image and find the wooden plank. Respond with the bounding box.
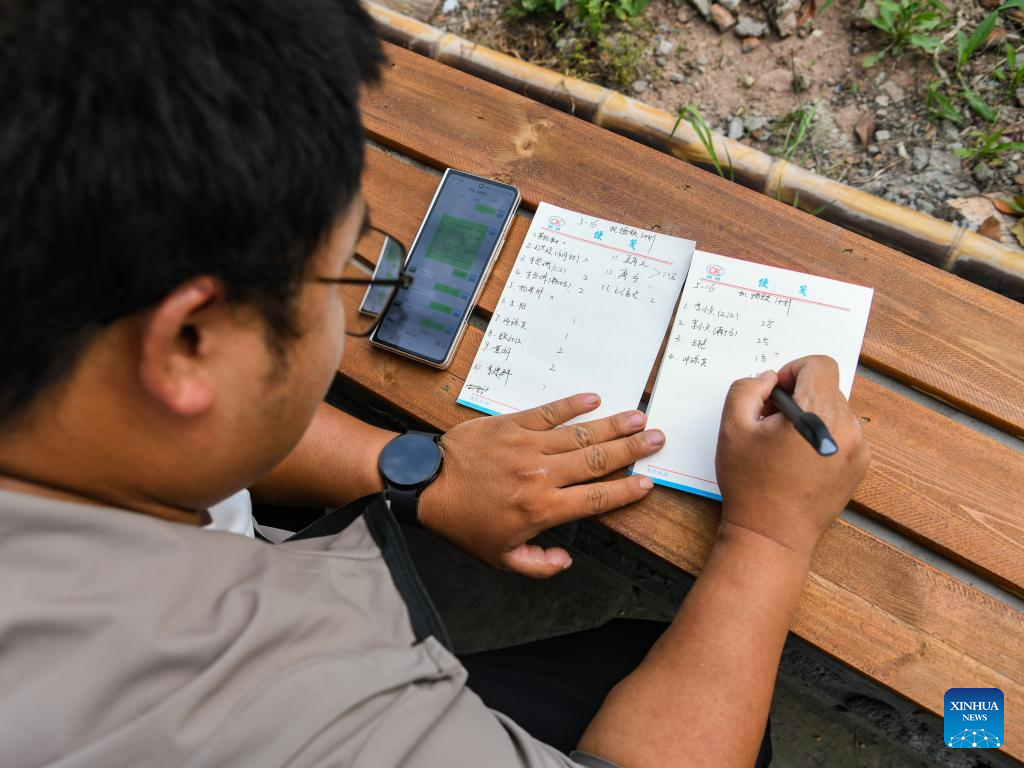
[336,323,1024,762]
[361,146,1024,598]
[362,42,1024,437]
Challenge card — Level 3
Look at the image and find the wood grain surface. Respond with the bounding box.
[346,51,1024,759]
[362,42,1024,438]
[360,146,1024,598]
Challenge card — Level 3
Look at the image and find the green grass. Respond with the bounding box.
[510,0,650,37]
[777,103,818,162]
[861,0,948,68]
[993,43,1024,98]
[955,10,998,72]
[555,17,649,87]
[954,127,1024,164]
[670,105,733,181]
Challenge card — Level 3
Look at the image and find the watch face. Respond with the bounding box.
[379,433,442,487]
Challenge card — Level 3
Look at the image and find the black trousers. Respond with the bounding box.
[461,619,773,766]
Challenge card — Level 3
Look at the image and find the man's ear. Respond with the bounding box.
[137,276,223,417]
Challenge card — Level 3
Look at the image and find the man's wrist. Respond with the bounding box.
[707,519,814,618]
[715,517,816,570]
[362,428,396,497]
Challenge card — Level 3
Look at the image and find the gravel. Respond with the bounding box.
[735,15,768,38]
[973,162,995,184]
[727,116,745,139]
[743,115,768,133]
[687,0,711,19]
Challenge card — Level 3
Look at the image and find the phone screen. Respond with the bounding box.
[371,171,518,364]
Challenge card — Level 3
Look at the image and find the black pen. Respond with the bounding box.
[770,387,838,456]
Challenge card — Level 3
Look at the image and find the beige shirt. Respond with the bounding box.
[0,490,585,767]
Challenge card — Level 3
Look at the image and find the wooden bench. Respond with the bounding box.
[341,41,1024,760]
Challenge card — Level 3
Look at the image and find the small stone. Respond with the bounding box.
[868,145,880,155]
[875,129,892,141]
[743,115,768,132]
[973,162,995,184]
[670,72,686,84]
[768,0,802,36]
[741,37,762,53]
[875,94,891,107]
[741,74,756,88]
[929,148,960,173]
[853,1,879,29]
[727,117,744,139]
[696,54,709,66]
[897,142,909,160]
[735,15,768,37]
[657,39,675,56]
[688,0,711,19]
[441,0,460,13]
[710,4,736,32]
[631,79,649,95]
[881,80,905,103]
[912,147,930,171]
[718,0,739,10]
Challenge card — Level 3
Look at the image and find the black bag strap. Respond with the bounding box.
[284,502,366,541]
[285,493,453,652]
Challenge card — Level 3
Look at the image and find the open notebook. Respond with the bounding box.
[458,203,874,501]
[456,202,696,423]
[631,250,873,500]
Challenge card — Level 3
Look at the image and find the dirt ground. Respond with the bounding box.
[432,0,1024,248]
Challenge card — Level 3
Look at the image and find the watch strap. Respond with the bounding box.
[386,485,422,528]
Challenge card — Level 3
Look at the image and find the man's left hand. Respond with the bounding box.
[419,393,663,578]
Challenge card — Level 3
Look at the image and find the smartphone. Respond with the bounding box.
[369,169,520,369]
[359,236,405,316]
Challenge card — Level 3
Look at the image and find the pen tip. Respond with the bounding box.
[819,438,838,456]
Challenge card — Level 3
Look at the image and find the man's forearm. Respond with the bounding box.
[251,402,396,508]
[577,516,812,767]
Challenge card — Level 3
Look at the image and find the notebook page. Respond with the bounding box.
[457,202,695,423]
[633,251,874,501]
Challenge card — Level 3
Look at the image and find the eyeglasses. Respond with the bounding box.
[317,224,412,337]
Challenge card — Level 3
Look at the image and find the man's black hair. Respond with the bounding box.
[0,0,384,426]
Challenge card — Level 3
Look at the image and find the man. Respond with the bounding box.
[0,1,869,766]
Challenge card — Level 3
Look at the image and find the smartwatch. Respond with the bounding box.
[378,431,443,527]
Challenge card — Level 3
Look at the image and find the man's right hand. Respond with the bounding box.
[715,355,870,558]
